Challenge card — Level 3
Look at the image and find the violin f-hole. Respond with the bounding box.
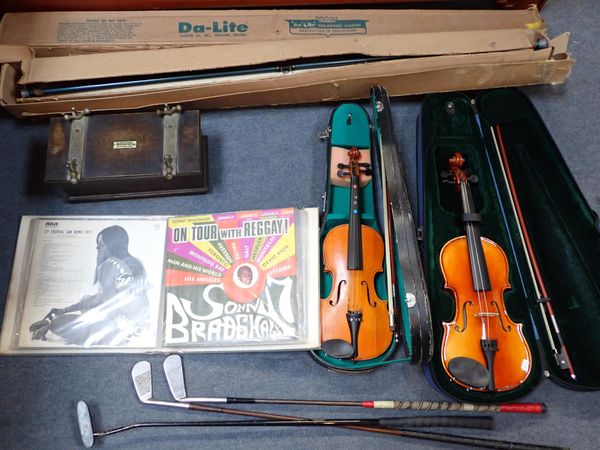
[330,280,347,307]
[491,301,512,332]
[361,280,376,308]
[453,300,472,332]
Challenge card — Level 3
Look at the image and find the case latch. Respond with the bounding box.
[64,109,90,184]
[416,226,424,242]
[318,128,331,140]
[158,104,182,180]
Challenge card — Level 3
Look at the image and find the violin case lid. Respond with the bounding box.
[417,88,600,402]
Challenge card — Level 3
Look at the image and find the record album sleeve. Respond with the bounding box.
[1,208,320,354]
[1,216,168,354]
[162,207,320,352]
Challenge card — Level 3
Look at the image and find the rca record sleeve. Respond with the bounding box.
[1,216,167,354]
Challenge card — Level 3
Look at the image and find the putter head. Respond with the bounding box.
[163,354,187,401]
[131,361,153,403]
[77,401,94,448]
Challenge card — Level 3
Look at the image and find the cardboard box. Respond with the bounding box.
[19,29,542,85]
[0,8,572,118]
[0,8,545,56]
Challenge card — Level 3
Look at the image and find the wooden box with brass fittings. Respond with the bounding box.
[45,105,208,201]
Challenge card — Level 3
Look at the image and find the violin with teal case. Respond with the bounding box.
[417,88,600,401]
[311,86,433,372]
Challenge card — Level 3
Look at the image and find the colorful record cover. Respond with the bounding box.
[163,208,304,348]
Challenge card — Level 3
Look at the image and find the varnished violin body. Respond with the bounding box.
[321,224,393,360]
[439,152,531,391]
[320,147,393,361]
[440,236,531,391]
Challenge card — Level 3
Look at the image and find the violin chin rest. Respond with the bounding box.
[448,356,491,389]
[321,339,355,360]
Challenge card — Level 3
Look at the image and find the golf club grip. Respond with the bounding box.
[378,415,494,430]
[368,401,547,413]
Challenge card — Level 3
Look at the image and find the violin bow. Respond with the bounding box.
[491,124,576,380]
[372,85,433,363]
[470,101,545,345]
[375,101,398,333]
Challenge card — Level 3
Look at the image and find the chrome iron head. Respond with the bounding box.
[163,355,187,401]
[131,360,188,409]
[163,354,227,404]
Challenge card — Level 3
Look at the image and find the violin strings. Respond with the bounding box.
[349,153,360,314]
[461,180,491,341]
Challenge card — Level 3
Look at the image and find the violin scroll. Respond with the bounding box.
[336,147,373,179]
[448,152,467,186]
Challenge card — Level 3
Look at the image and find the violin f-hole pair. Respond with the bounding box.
[321,147,393,361]
[440,152,532,391]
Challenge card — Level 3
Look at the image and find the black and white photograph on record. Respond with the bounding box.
[9,217,167,350]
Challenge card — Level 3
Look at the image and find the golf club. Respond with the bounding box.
[77,400,494,448]
[132,360,566,450]
[163,354,546,414]
[132,360,491,430]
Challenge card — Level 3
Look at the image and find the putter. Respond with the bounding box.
[77,400,96,448]
[80,400,493,448]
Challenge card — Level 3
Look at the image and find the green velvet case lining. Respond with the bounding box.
[477,89,600,389]
[313,103,411,371]
[420,89,599,402]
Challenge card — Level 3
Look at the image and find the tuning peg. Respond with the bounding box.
[337,163,349,169]
[468,174,479,183]
[358,162,371,168]
[440,170,454,180]
[361,168,373,176]
[337,170,350,178]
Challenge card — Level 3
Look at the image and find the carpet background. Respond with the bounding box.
[0,1,598,448]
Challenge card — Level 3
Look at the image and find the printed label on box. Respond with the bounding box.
[286,18,368,36]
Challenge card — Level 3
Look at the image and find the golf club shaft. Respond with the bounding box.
[97,415,494,437]
[179,402,563,449]
[166,354,544,415]
[182,397,545,414]
[139,360,565,450]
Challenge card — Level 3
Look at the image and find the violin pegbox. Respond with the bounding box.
[330,146,372,188]
[441,152,479,186]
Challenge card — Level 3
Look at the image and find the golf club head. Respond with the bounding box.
[77,400,95,448]
[132,361,153,403]
[163,354,187,401]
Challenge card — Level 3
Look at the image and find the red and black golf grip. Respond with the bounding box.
[184,402,564,449]
[226,397,547,414]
